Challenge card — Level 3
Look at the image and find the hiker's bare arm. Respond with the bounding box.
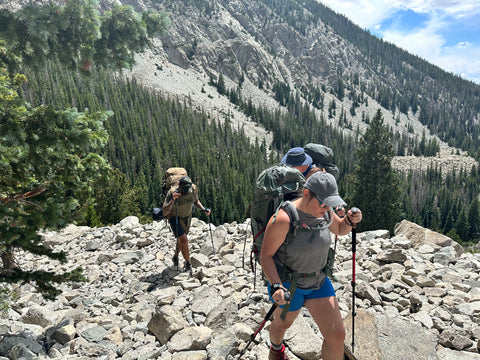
[329,208,362,235]
[162,192,178,216]
[260,209,290,284]
[194,200,211,215]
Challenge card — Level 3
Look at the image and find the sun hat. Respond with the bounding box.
[304,171,346,207]
[281,147,313,167]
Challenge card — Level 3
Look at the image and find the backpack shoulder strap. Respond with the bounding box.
[277,201,300,242]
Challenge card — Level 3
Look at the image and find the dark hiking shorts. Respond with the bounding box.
[168,217,190,237]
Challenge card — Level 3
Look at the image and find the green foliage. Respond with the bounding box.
[0,286,18,317]
[468,197,480,241]
[0,57,110,298]
[88,169,145,226]
[0,0,169,72]
[21,63,268,225]
[399,164,480,244]
[350,109,401,234]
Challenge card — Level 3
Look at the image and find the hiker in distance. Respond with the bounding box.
[282,146,346,218]
[260,171,362,360]
[281,147,320,179]
[162,176,211,271]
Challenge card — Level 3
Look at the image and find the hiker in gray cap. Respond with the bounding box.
[260,171,362,360]
[281,147,320,179]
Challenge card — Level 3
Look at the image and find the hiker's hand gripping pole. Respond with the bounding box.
[350,207,359,354]
[237,291,291,359]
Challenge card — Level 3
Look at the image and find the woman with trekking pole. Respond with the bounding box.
[260,171,362,360]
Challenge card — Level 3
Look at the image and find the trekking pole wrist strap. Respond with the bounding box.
[270,283,286,296]
[344,215,353,226]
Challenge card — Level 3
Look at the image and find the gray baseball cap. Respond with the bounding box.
[304,171,346,207]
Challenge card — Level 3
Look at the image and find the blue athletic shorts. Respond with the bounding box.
[267,278,336,312]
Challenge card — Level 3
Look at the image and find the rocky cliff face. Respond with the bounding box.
[1,217,479,359]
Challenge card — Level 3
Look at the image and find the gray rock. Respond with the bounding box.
[1,216,478,360]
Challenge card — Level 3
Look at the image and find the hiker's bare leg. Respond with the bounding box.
[305,296,345,360]
[269,306,301,345]
[177,234,190,262]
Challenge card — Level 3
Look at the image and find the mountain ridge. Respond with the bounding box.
[123,0,478,171]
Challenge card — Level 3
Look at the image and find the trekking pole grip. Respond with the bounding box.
[350,207,358,257]
[350,207,359,228]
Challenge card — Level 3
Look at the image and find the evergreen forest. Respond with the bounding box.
[20,63,480,247]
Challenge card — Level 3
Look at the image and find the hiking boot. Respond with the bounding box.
[172,255,179,267]
[184,262,192,272]
[269,344,290,360]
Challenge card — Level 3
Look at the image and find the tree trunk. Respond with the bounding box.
[1,250,16,269]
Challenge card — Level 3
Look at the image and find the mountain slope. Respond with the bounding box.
[4,0,479,168]
[122,0,478,170]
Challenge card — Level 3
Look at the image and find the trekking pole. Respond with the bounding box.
[350,207,359,354]
[175,200,179,272]
[237,291,291,359]
[333,206,344,268]
[208,214,215,252]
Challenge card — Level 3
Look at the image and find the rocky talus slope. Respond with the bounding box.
[1,217,479,360]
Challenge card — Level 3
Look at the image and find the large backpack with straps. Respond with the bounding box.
[163,167,188,194]
[250,164,305,269]
[152,167,188,221]
[249,146,339,287]
[271,200,335,320]
[304,143,339,180]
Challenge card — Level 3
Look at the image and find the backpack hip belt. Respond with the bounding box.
[279,270,319,321]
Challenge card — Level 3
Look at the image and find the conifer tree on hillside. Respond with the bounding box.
[0,0,169,72]
[0,0,168,299]
[351,109,401,234]
[0,66,111,299]
[467,197,480,242]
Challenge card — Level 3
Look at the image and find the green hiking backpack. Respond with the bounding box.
[250,164,305,276]
[304,143,339,180]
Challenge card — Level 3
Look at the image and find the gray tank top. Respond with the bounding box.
[273,205,333,289]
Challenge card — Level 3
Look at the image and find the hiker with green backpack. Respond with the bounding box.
[280,146,346,222]
[260,171,362,360]
[162,175,211,272]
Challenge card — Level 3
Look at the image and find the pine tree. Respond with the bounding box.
[467,197,480,242]
[0,0,169,72]
[0,66,111,299]
[351,109,401,234]
[0,0,167,299]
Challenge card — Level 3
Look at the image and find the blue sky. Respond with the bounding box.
[318,0,480,84]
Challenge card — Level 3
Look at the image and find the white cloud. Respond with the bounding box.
[317,0,480,83]
[381,13,447,59]
[438,44,480,82]
[318,0,397,28]
[390,0,480,18]
[455,42,473,48]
